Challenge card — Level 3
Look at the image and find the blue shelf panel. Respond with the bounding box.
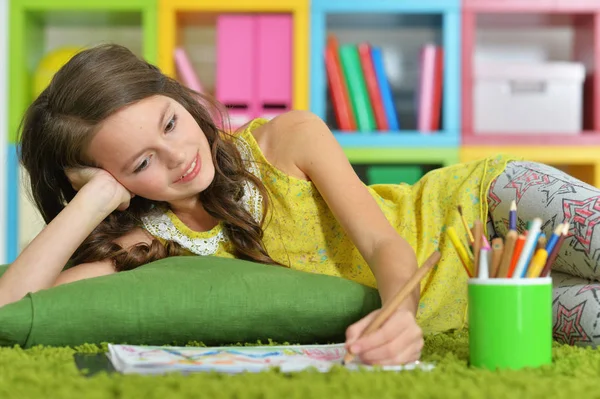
[311,0,460,13]
[334,131,459,147]
[6,143,18,264]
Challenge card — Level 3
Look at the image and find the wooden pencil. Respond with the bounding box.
[509,200,517,231]
[457,206,475,245]
[490,237,504,277]
[536,234,547,251]
[473,220,483,277]
[507,235,527,278]
[342,251,442,365]
[541,223,569,277]
[447,226,474,277]
[496,230,518,278]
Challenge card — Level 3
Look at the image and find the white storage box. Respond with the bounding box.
[474,62,586,134]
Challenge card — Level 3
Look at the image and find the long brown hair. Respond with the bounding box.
[18,43,278,271]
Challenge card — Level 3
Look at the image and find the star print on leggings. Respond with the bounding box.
[486,177,501,212]
[504,170,555,203]
[553,302,591,345]
[563,196,600,256]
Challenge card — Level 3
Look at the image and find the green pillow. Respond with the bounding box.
[0,256,381,348]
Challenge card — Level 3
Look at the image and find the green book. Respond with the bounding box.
[339,44,376,132]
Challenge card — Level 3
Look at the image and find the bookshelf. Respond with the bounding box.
[6,0,158,262]
[3,0,600,262]
[311,0,461,145]
[157,0,309,111]
[460,0,600,188]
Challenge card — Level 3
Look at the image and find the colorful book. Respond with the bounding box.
[417,44,443,133]
[358,42,388,131]
[370,47,399,131]
[339,44,376,133]
[430,47,444,131]
[107,343,435,375]
[325,35,356,131]
[174,47,204,93]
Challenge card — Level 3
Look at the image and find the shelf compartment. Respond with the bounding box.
[310,1,460,146]
[461,10,600,146]
[7,0,158,261]
[158,0,309,111]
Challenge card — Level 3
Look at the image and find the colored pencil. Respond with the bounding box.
[473,220,483,277]
[457,206,475,245]
[496,230,518,278]
[478,248,489,279]
[545,224,565,255]
[536,233,547,251]
[447,226,474,277]
[490,237,504,277]
[509,200,517,231]
[507,235,526,278]
[342,251,442,365]
[512,218,542,278]
[541,223,569,277]
[527,249,549,278]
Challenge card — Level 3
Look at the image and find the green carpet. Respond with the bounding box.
[0,331,596,399]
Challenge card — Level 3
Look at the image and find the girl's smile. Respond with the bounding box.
[174,152,201,184]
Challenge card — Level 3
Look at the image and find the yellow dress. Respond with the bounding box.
[141,119,513,333]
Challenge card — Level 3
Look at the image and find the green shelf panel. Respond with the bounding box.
[343,147,459,166]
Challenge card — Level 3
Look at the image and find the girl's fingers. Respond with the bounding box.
[345,309,380,346]
[349,310,413,355]
[358,325,423,365]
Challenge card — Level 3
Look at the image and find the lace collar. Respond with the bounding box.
[141,134,263,255]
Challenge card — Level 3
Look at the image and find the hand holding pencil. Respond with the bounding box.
[343,251,441,366]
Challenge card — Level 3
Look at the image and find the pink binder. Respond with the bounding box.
[216,15,257,130]
[256,15,292,120]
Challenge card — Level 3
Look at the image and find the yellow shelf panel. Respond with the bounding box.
[158,0,309,110]
[461,146,600,187]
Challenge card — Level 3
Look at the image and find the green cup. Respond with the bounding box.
[468,277,552,370]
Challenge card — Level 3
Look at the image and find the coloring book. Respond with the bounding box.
[107,343,435,375]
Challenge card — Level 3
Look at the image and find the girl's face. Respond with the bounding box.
[87,95,215,206]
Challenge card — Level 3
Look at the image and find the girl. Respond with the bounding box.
[2,44,599,364]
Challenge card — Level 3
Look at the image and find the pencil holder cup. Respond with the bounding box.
[468,277,552,370]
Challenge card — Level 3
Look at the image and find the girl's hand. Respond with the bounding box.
[65,167,134,212]
[344,308,424,365]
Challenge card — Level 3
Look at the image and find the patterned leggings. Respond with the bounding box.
[488,161,600,346]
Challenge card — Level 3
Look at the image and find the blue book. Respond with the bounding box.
[370,47,399,131]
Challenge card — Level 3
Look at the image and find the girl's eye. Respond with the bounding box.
[165,115,177,133]
[134,157,150,173]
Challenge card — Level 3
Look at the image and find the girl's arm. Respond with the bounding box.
[261,111,423,364]
[263,111,419,308]
[0,174,130,307]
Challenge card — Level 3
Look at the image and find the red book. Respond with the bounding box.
[357,43,388,131]
[430,47,444,131]
[325,35,356,131]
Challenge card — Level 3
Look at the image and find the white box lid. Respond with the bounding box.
[475,62,586,81]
